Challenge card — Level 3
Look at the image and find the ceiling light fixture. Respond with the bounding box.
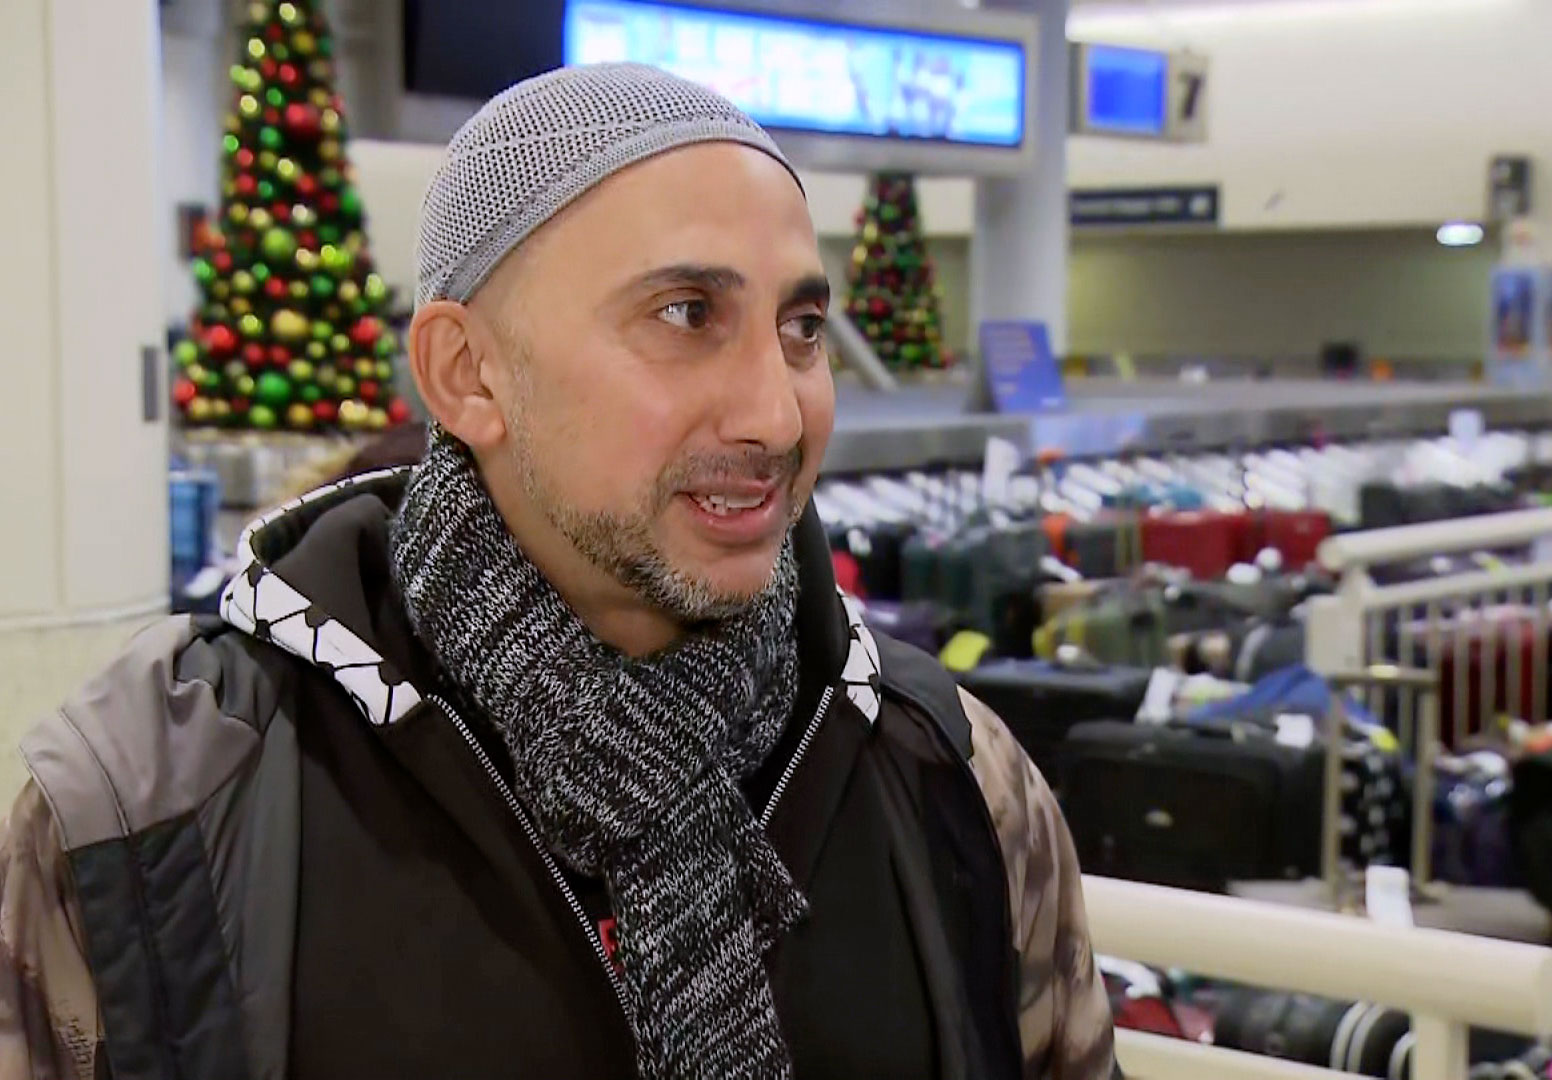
[1436,222,1485,247]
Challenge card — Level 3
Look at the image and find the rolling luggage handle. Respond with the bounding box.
[1322,665,1442,910]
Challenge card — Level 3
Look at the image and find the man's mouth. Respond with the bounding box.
[691,492,771,516]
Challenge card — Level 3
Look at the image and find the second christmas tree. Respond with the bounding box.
[844,173,951,373]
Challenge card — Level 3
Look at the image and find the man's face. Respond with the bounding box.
[481,143,835,622]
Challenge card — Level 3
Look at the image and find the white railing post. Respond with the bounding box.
[1305,586,1368,676]
[1411,1014,1469,1080]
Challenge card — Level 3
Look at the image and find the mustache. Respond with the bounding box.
[656,446,804,501]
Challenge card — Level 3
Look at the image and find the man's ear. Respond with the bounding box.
[407,301,507,451]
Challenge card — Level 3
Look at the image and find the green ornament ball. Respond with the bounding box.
[363,273,387,304]
[251,262,271,283]
[319,245,353,275]
[229,64,248,87]
[310,274,335,299]
[335,374,355,398]
[259,126,282,151]
[319,167,342,190]
[374,335,395,359]
[201,367,223,391]
[238,313,264,339]
[265,87,285,109]
[173,340,199,367]
[300,383,323,405]
[248,403,278,430]
[306,341,327,361]
[311,320,333,342]
[375,360,394,381]
[318,224,341,245]
[340,187,362,219]
[317,34,333,58]
[192,258,215,285]
[256,180,275,202]
[255,371,292,408]
[222,134,240,156]
[260,227,297,263]
[272,44,290,62]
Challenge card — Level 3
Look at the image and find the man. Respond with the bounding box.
[0,64,1116,1079]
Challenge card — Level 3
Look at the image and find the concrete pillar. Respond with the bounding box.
[971,0,1071,354]
[0,0,169,626]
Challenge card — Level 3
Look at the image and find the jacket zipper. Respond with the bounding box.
[430,682,836,1016]
[431,694,632,1020]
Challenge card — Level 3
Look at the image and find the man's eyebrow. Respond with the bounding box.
[782,274,831,309]
[617,263,747,297]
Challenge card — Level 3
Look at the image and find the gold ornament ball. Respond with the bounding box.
[293,30,317,56]
[291,204,317,228]
[289,281,310,301]
[258,150,278,173]
[318,140,341,164]
[309,88,331,109]
[246,37,266,61]
[238,94,260,119]
[247,2,266,22]
[851,245,867,266]
[212,399,233,422]
[236,374,256,397]
[330,333,351,354]
[276,158,299,183]
[277,2,301,26]
[320,108,340,135]
[187,397,214,423]
[335,375,356,398]
[286,403,314,430]
[375,360,394,381]
[248,208,273,232]
[232,270,255,295]
[186,364,209,386]
[211,281,231,301]
[366,407,388,432]
[270,309,309,341]
[224,114,241,135]
[230,297,252,317]
[338,400,367,429]
[294,248,320,273]
[354,358,376,380]
[863,222,878,243]
[337,280,360,304]
[288,359,315,382]
[306,341,327,361]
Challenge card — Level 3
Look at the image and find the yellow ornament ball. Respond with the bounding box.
[270,309,309,341]
[232,270,255,295]
[338,400,368,430]
[289,281,310,302]
[851,244,867,266]
[238,94,260,119]
[224,114,242,135]
[337,280,360,304]
[366,407,388,432]
[248,2,266,22]
[239,312,264,338]
[230,297,252,317]
[188,397,214,423]
[277,2,301,26]
[286,403,314,430]
[321,109,340,135]
[258,150,278,173]
[212,399,233,422]
[293,30,317,56]
[310,88,331,109]
[354,358,376,380]
[211,282,231,301]
[863,222,878,244]
[330,333,351,354]
[276,158,299,184]
[318,140,340,164]
[246,37,266,61]
[295,248,320,273]
[248,208,273,232]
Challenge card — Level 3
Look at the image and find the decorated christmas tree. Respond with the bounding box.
[172,0,409,434]
[843,173,951,373]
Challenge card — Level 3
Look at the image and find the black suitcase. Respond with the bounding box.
[1214,991,1410,1077]
[957,661,1151,784]
[1065,514,1141,580]
[1060,721,1322,891]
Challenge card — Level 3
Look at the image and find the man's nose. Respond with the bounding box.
[716,331,803,453]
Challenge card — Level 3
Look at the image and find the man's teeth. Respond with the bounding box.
[693,492,766,515]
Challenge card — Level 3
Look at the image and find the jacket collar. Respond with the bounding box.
[220,469,881,728]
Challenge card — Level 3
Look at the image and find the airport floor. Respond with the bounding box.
[0,617,157,809]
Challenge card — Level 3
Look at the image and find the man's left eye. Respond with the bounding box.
[782,314,826,345]
[659,299,710,330]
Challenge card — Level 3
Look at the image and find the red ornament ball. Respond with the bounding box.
[387,398,411,426]
[278,63,301,88]
[359,380,379,403]
[296,174,318,198]
[263,107,280,126]
[260,59,277,79]
[172,378,198,408]
[234,174,257,198]
[212,250,234,274]
[298,230,317,250]
[313,399,338,424]
[283,101,320,139]
[266,23,285,42]
[242,343,266,368]
[319,193,340,215]
[271,202,291,223]
[348,317,381,349]
[205,324,238,358]
[233,397,251,414]
[235,148,255,170]
[264,277,288,300]
[268,344,292,367]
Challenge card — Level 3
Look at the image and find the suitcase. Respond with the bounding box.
[1253,510,1332,570]
[1509,748,1552,914]
[957,660,1152,784]
[858,600,943,657]
[1213,991,1410,1077]
[1061,720,1323,891]
[1065,513,1142,579]
[1432,754,1518,888]
[1035,588,1169,668]
[1140,511,1250,580]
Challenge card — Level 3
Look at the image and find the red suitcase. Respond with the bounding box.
[1253,510,1332,570]
[1140,511,1250,580]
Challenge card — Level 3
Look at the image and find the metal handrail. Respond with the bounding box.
[1317,508,1552,572]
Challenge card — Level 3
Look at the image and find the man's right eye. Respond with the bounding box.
[658,299,711,330]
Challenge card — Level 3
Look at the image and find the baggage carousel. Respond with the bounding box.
[821,378,1552,475]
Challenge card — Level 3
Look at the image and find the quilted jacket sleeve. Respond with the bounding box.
[961,689,1119,1080]
[0,779,100,1080]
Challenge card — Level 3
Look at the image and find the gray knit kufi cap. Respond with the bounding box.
[415,62,801,309]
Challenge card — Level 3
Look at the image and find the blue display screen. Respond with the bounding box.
[1083,44,1167,136]
[564,0,1026,147]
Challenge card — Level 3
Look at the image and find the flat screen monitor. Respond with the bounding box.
[402,0,568,102]
[1079,43,1167,137]
[563,0,1027,150]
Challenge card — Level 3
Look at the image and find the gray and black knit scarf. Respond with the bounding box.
[388,435,807,1079]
